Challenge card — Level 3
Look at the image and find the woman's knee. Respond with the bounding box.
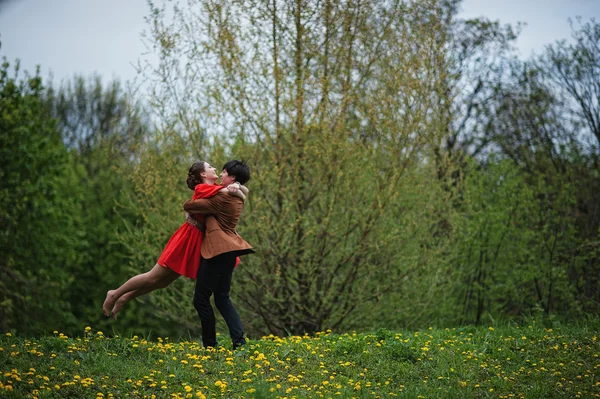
[147,265,176,287]
[155,277,174,289]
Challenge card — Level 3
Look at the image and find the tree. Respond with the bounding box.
[476,24,600,317]
[45,75,146,159]
[0,59,83,334]
[432,4,521,189]
[42,76,163,335]
[126,0,452,335]
[538,19,600,314]
[542,18,600,151]
[450,159,581,324]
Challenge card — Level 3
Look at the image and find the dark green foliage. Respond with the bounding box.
[451,160,584,323]
[0,60,82,334]
[0,61,168,336]
[42,75,163,336]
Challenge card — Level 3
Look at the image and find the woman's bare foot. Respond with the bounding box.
[110,296,128,320]
[102,290,118,317]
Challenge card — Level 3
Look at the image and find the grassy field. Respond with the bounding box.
[1,320,599,398]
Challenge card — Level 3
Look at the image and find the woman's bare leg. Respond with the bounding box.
[103,264,179,316]
[110,290,142,320]
[110,278,175,320]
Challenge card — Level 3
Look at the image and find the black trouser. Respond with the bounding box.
[193,252,245,348]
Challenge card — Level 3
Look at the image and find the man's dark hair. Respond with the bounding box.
[222,159,250,185]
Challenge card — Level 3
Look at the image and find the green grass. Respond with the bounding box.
[1,321,599,398]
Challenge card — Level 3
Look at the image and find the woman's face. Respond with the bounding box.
[202,162,218,182]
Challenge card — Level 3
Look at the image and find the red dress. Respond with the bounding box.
[157,184,239,279]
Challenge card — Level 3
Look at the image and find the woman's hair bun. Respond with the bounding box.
[186,161,206,190]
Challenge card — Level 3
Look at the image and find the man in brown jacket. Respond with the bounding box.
[183,160,254,349]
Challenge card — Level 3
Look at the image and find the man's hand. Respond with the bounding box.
[222,182,247,201]
[227,182,241,194]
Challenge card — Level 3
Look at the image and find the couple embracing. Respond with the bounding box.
[103,160,254,349]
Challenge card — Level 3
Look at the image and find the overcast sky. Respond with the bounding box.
[1,0,599,84]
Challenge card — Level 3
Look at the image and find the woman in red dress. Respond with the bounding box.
[102,161,247,319]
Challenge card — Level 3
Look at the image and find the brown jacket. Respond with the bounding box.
[183,192,254,259]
